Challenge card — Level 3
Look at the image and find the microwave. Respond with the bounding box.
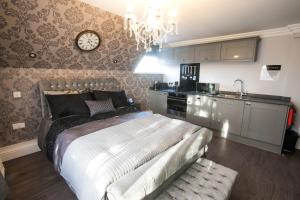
[196,83,220,95]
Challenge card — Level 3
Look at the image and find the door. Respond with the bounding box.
[241,102,288,145]
[210,98,245,136]
[187,95,212,127]
[221,37,259,61]
[148,90,168,115]
[194,43,221,62]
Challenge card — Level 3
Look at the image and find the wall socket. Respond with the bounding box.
[13,91,22,98]
[12,122,26,130]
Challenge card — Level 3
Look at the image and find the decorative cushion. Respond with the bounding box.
[85,99,116,116]
[45,92,93,120]
[93,90,128,108]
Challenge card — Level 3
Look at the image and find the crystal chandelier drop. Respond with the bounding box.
[124,2,178,52]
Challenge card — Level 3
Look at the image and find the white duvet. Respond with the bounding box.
[60,113,212,200]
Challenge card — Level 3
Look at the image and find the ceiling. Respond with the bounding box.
[81,0,300,43]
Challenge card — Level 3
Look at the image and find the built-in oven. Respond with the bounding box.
[167,92,187,118]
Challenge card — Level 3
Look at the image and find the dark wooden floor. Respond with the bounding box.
[4,136,300,200]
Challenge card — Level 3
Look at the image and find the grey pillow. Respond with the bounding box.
[85,99,116,116]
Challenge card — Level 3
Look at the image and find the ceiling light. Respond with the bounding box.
[124,1,178,51]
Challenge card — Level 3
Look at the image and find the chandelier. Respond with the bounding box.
[124,1,178,51]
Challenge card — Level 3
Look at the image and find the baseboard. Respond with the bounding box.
[0,139,40,162]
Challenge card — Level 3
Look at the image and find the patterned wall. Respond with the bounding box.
[0,0,163,147]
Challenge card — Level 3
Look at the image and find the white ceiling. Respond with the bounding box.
[81,0,300,43]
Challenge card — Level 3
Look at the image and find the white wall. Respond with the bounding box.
[161,35,300,149]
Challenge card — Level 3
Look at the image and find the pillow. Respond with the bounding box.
[43,91,81,119]
[93,90,128,108]
[45,92,93,120]
[92,90,110,101]
[85,99,116,116]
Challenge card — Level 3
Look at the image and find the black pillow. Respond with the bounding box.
[45,92,93,120]
[93,90,128,108]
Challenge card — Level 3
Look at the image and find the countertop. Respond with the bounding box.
[149,89,293,106]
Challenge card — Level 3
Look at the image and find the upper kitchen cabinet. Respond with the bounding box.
[220,37,259,61]
[173,46,195,64]
[158,37,260,63]
[194,43,221,62]
[159,48,174,64]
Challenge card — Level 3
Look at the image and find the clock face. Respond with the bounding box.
[76,30,101,51]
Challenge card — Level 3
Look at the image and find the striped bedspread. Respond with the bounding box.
[59,113,212,200]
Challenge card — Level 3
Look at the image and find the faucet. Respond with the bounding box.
[234,79,246,97]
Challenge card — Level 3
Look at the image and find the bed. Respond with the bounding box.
[37,78,214,200]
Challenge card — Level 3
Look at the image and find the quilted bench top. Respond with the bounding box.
[156,158,238,200]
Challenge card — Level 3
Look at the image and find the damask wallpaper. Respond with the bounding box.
[0,0,163,147]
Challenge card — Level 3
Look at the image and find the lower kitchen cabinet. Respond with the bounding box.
[241,101,288,145]
[148,90,290,154]
[149,90,168,115]
[210,98,245,136]
[187,95,212,127]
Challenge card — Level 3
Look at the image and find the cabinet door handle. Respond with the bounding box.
[245,102,251,106]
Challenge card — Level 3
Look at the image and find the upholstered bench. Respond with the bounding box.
[155,158,238,200]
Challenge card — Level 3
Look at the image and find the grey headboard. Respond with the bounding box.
[38,78,122,118]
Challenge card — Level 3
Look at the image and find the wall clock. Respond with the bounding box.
[75,30,101,51]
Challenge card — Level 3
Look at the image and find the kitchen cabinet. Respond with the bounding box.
[241,102,288,145]
[159,37,259,64]
[210,98,245,135]
[221,37,259,61]
[149,90,168,115]
[173,46,195,64]
[194,43,221,62]
[187,95,212,127]
[159,48,174,64]
[148,89,289,154]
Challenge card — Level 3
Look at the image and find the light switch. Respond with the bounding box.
[12,122,26,130]
[13,91,22,98]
